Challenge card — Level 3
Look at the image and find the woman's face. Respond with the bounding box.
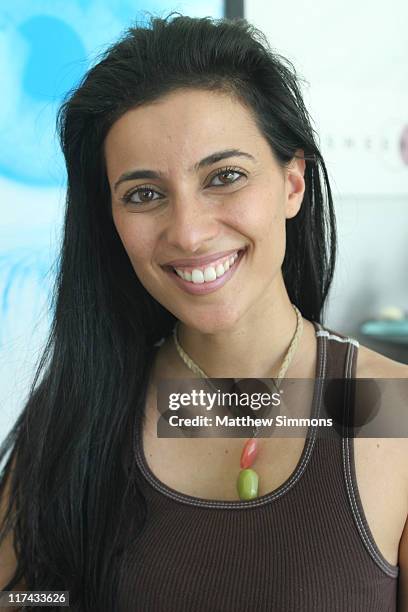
[105,88,305,333]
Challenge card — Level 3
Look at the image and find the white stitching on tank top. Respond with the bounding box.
[342,342,399,578]
[316,330,360,348]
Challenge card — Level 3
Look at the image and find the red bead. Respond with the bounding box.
[240,438,259,469]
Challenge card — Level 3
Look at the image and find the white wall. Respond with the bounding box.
[326,195,408,362]
[245,0,408,361]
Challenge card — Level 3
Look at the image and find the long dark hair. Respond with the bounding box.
[0,12,337,610]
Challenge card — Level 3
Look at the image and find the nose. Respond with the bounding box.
[164,195,220,254]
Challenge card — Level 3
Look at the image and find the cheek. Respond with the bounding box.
[234,194,286,273]
[232,191,284,244]
[113,215,156,269]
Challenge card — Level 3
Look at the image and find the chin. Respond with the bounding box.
[179,305,244,336]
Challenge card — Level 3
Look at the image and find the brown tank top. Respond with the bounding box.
[116,321,399,611]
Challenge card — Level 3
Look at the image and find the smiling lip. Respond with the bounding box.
[164,248,246,296]
[163,248,244,269]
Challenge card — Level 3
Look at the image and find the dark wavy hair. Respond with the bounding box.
[0,12,336,610]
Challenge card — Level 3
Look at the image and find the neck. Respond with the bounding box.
[173,280,311,379]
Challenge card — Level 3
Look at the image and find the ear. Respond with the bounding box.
[284,149,306,220]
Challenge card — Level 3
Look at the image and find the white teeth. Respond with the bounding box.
[215,263,225,278]
[203,266,217,282]
[173,250,243,284]
[191,269,205,284]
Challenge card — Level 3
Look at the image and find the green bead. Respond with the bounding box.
[237,468,259,500]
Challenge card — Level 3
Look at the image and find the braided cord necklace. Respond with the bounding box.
[172,303,304,500]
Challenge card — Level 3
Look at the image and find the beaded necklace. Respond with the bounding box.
[172,303,303,500]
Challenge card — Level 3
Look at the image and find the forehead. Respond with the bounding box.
[104,88,268,173]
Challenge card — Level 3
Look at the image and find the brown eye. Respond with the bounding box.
[210,167,245,187]
[122,186,163,205]
[134,188,156,202]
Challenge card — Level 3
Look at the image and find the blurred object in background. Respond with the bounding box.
[359,304,408,364]
[376,306,406,320]
[0,0,224,445]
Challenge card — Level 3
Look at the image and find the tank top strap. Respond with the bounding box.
[310,321,399,580]
[313,321,359,379]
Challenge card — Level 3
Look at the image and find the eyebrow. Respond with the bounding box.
[113,148,256,192]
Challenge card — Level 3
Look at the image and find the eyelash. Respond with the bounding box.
[120,165,246,206]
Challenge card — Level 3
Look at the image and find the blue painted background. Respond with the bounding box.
[0,1,223,429]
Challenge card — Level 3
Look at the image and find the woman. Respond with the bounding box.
[1,13,407,611]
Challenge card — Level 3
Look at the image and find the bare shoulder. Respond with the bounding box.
[354,345,408,572]
[354,342,408,474]
[355,342,408,379]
